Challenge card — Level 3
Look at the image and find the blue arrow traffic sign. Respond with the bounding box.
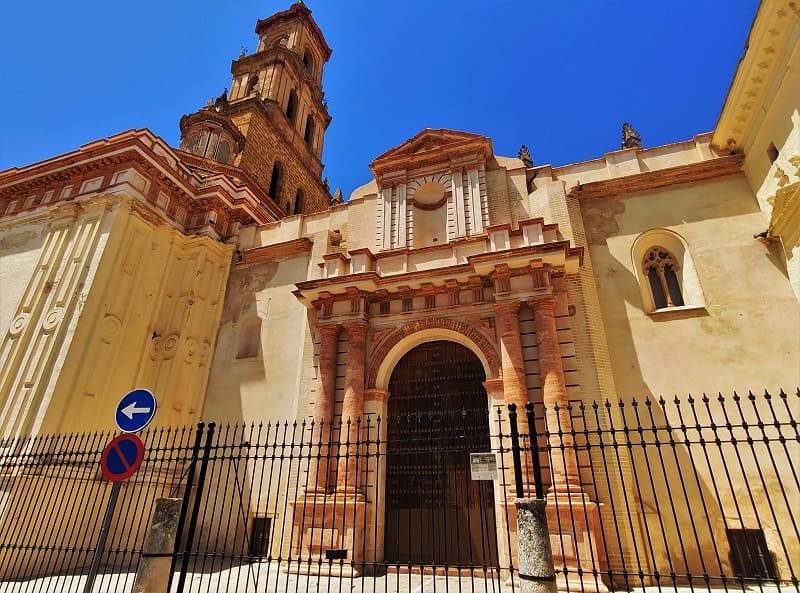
[115,388,157,433]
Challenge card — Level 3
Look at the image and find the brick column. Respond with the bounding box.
[307,323,339,493]
[494,301,530,435]
[337,319,369,493]
[495,300,539,501]
[528,296,581,493]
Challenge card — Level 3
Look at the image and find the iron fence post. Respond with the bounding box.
[174,421,215,593]
[167,423,205,592]
[508,403,525,499]
[525,402,545,500]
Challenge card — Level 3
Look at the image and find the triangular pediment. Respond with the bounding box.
[374,129,490,161]
[370,129,493,180]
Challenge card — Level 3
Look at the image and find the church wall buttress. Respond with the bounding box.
[0,196,115,439]
[38,198,233,434]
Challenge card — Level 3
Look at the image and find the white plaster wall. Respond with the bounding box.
[204,255,312,424]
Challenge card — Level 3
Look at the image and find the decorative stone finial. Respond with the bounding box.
[621,123,642,149]
[330,187,343,206]
[518,145,533,168]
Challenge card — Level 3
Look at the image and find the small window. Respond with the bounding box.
[632,229,705,314]
[286,90,297,123]
[269,162,283,201]
[766,142,779,164]
[643,246,684,309]
[727,528,778,580]
[293,189,304,215]
[249,517,272,558]
[304,115,315,147]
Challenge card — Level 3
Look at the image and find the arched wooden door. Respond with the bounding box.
[385,340,498,568]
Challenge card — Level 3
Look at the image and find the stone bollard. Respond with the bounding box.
[515,498,557,593]
[132,498,183,593]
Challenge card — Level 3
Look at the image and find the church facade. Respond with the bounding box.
[0,1,798,588]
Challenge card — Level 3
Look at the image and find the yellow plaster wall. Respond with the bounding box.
[582,174,800,579]
[0,197,117,439]
[36,197,234,433]
[584,174,800,397]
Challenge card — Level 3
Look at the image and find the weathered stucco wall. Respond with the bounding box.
[583,174,800,397]
[204,253,313,423]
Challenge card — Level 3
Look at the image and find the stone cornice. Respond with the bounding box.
[254,3,332,61]
[176,151,284,220]
[568,154,744,201]
[0,129,278,237]
[293,240,582,304]
[179,109,247,151]
[237,237,313,266]
[370,129,493,183]
[712,1,800,152]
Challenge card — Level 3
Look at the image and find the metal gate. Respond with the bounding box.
[385,341,498,569]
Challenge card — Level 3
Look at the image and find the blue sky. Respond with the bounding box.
[0,1,757,198]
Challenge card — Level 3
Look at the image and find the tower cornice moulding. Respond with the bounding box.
[712,1,800,153]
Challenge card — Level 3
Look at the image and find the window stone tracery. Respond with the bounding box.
[642,246,684,309]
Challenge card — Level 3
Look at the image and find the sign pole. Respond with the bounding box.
[83,481,122,593]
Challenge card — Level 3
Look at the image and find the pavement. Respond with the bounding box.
[0,565,796,593]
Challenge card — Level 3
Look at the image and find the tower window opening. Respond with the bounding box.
[246,75,260,96]
[215,139,231,164]
[286,90,297,123]
[303,50,314,77]
[269,162,283,201]
[293,189,304,215]
[304,115,315,147]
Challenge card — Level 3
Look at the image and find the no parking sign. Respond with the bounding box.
[100,433,145,482]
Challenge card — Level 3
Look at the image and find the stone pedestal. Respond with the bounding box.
[515,498,557,593]
[286,492,367,576]
[132,498,182,593]
[546,494,608,593]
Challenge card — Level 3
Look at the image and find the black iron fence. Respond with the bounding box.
[0,389,796,593]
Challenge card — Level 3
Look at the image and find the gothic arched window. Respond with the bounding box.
[269,162,283,201]
[643,246,684,309]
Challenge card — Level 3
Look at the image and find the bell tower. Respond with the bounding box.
[178,2,333,215]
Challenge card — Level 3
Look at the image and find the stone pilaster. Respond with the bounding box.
[337,319,369,493]
[307,323,340,492]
